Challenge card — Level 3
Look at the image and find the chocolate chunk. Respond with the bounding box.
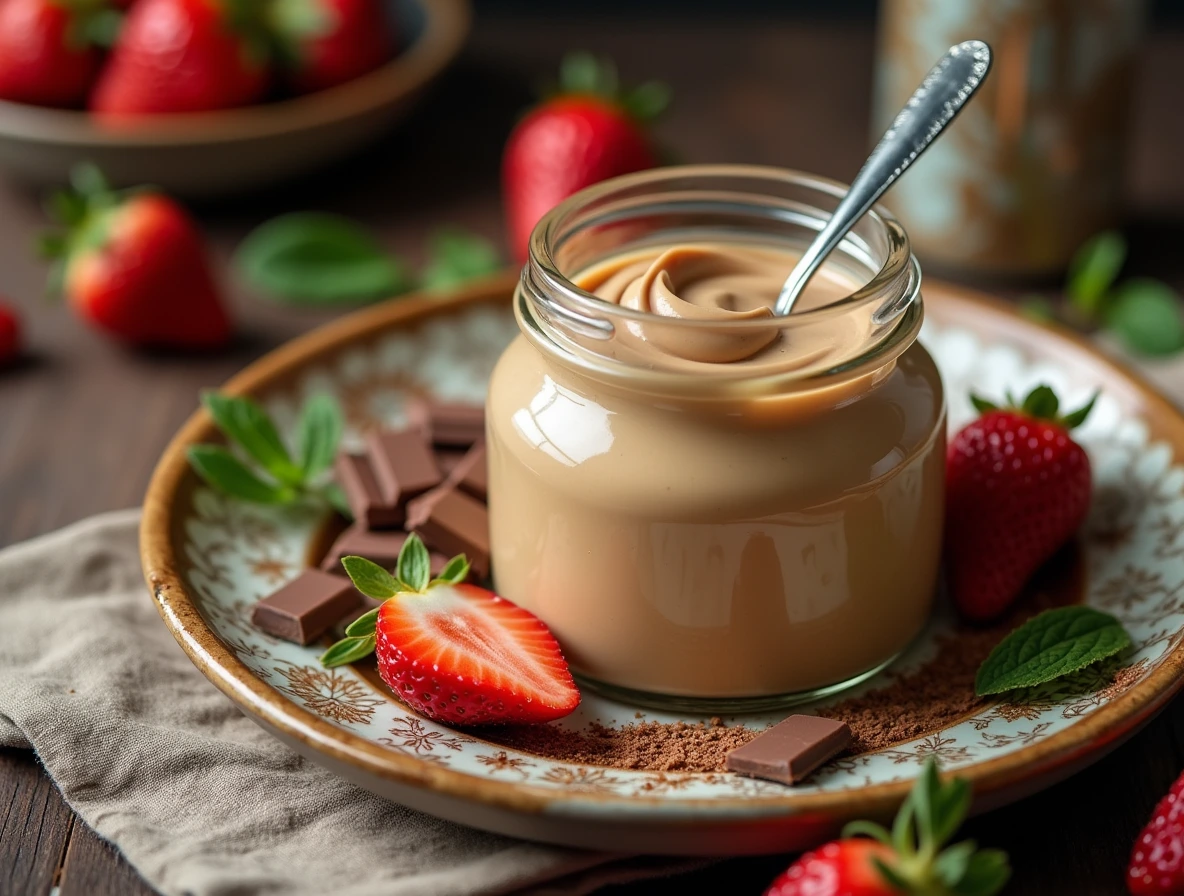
[251,570,361,645]
[366,429,443,507]
[448,442,487,501]
[725,715,852,785]
[406,486,490,578]
[427,401,485,447]
[336,453,402,529]
[320,525,456,580]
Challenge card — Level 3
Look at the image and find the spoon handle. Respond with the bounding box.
[774,39,992,315]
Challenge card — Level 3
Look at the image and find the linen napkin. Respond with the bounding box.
[0,510,702,896]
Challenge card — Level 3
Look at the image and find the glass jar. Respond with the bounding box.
[487,165,946,712]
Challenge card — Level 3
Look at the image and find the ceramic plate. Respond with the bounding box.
[142,274,1184,855]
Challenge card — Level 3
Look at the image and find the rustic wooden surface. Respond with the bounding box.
[1,12,1182,895]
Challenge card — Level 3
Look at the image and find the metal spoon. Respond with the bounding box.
[773,39,993,316]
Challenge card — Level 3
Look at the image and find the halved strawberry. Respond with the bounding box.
[322,535,579,726]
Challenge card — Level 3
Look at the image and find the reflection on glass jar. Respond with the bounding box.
[874,0,1147,275]
[485,166,947,711]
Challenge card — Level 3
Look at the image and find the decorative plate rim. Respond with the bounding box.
[141,271,1184,821]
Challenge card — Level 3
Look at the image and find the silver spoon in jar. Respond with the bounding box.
[773,40,993,316]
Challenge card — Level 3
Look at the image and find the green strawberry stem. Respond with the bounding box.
[841,758,1010,895]
[555,51,670,121]
[969,383,1098,431]
[321,536,471,668]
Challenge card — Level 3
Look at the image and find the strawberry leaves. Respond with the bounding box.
[557,51,670,122]
[970,383,1098,430]
[322,535,472,669]
[975,606,1131,696]
[187,391,347,513]
[843,758,1010,896]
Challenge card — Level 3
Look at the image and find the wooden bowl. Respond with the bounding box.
[0,0,470,198]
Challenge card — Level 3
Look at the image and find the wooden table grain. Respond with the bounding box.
[2,13,1183,896]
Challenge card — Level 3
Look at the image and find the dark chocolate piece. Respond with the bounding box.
[725,715,852,785]
[366,429,443,507]
[427,401,485,447]
[335,453,403,529]
[406,486,490,578]
[251,570,361,645]
[320,525,456,580]
[448,442,487,501]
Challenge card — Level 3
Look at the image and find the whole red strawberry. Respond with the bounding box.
[0,0,117,108]
[322,535,580,726]
[0,301,21,366]
[945,385,1096,622]
[1129,769,1184,894]
[90,0,269,116]
[503,52,668,261]
[41,166,232,348]
[767,759,1009,896]
[270,0,394,94]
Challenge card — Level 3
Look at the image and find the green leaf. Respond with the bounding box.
[1018,295,1056,323]
[951,849,1011,896]
[70,163,111,200]
[345,607,380,637]
[622,81,671,120]
[420,229,502,292]
[341,556,402,600]
[841,820,892,845]
[870,858,911,892]
[236,213,411,305]
[1106,278,1184,357]
[320,482,353,520]
[1066,230,1126,319]
[560,51,617,96]
[1060,391,1099,430]
[320,634,376,668]
[969,394,997,415]
[934,839,977,887]
[932,777,971,848]
[1019,384,1059,420]
[297,393,343,479]
[202,392,303,487]
[430,554,470,587]
[186,445,296,504]
[396,534,431,593]
[975,607,1131,696]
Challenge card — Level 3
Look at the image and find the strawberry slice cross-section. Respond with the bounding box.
[321,534,579,726]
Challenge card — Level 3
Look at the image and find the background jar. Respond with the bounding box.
[486,165,946,712]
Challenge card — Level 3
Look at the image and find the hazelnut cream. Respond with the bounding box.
[486,166,946,708]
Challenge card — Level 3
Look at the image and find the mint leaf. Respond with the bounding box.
[320,634,375,668]
[975,607,1131,696]
[236,213,411,305]
[1106,278,1184,357]
[1067,231,1126,319]
[421,229,502,292]
[187,446,296,504]
[431,554,470,587]
[396,534,431,593]
[345,607,380,637]
[297,393,343,479]
[341,556,402,600]
[202,392,303,487]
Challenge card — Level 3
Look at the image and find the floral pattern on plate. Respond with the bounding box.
[179,305,1184,802]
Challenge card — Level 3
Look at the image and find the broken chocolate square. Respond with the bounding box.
[406,486,490,579]
[335,453,403,529]
[725,715,852,785]
[251,569,361,645]
[366,428,443,507]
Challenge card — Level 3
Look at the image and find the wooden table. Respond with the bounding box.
[2,13,1183,895]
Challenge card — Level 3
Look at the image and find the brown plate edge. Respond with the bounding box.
[0,0,471,147]
[140,271,1184,824]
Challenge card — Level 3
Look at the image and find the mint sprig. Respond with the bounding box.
[321,535,471,668]
[842,758,1010,895]
[1024,231,1184,357]
[187,391,347,513]
[235,215,503,306]
[975,606,1131,696]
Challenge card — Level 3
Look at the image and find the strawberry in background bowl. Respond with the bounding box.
[0,0,469,197]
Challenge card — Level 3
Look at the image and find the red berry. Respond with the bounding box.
[275,0,395,95]
[766,840,897,896]
[43,168,232,348]
[90,0,269,116]
[0,0,106,108]
[1129,769,1184,894]
[503,56,665,262]
[0,301,21,365]
[945,387,1095,622]
[375,582,580,726]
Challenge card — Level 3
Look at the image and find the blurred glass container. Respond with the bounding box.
[873,0,1146,277]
